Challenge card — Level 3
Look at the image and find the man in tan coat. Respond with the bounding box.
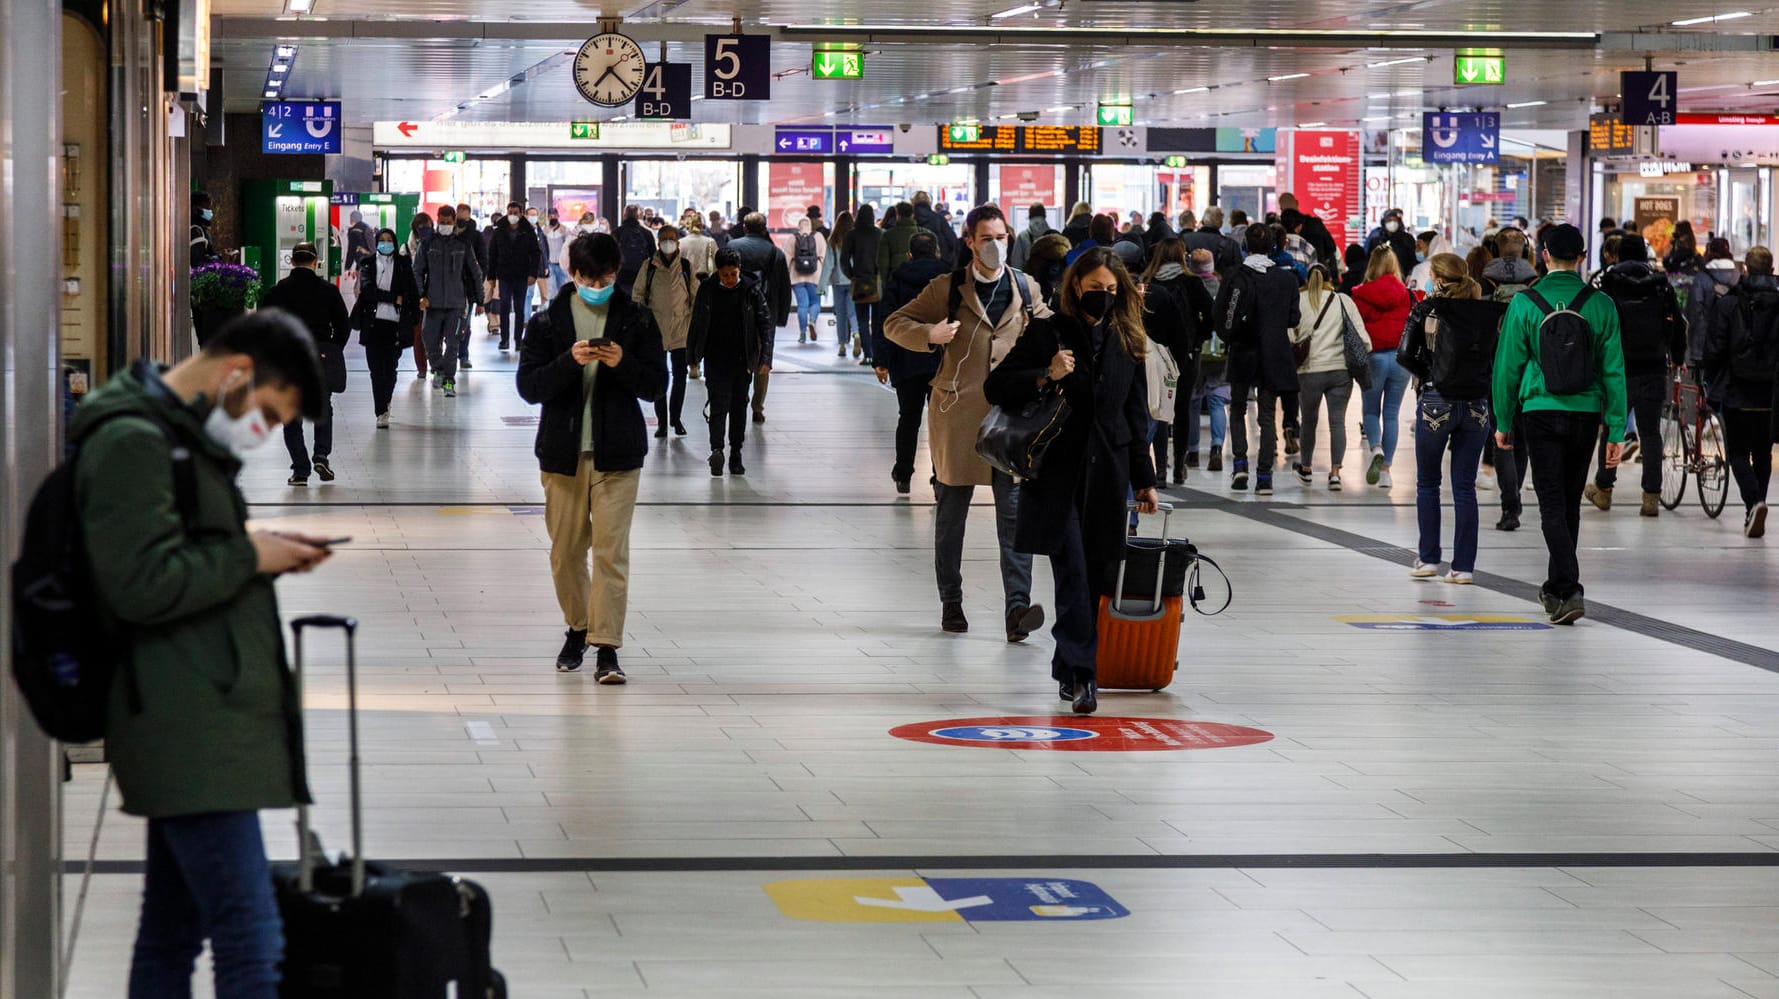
[886,204,1050,642]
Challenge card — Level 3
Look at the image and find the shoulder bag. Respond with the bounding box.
[976,385,1071,481]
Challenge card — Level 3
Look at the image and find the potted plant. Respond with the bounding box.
[190,261,263,346]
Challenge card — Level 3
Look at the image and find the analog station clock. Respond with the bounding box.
[573,32,646,107]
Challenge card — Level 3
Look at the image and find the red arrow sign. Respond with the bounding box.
[396,121,418,138]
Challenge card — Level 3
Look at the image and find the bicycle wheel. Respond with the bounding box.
[1659,405,1688,510]
[1697,414,1729,519]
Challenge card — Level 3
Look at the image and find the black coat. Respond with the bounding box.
[614,220,655,293]
[1062,216,1092,248]
[349,254,419,345]
[688,275,775,375]
[516,285,666,475]
[260,267,350,351]
[1365,227,1419,279]
[488,217,542,283]
[1704,273,1779,409]
[983,312,1156,590]
[1215,262,1302,393]
[729,234,792,326]
[913,204,960,266]
[873,257,952,386]
[1183,227,1241,273]
[1143,273,1215,388]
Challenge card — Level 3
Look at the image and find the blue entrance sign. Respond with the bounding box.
[1422,112,1499,164]
[1621,71,1678,127]
[929,725,1097,743]
[774,127,834,155]
[261,101,343,155]
[837,127,895,154]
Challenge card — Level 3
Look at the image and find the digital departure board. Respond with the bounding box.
[936,125,1102,154]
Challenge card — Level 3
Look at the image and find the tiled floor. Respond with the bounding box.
[64,322,1779,997]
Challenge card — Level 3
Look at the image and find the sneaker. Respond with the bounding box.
[556,629,588,672]
[431,373,442,388]
[1283,427,1300,456]
[1584,482,1613,511]
[728,451,746,476]
[1748,502,1769,539]
[941,602,969,633]
[1186,451,1201,469]
[894,475,911,495]
[1549,593,1586,625]
[1328,473,1342,492]
[1640,492,1660,518]
[1230,459,1249,491]
[1410,559,1439,578]
[593,646,627,684]
[1538,588,1560,616]
[837,344,848,357]
[1366,448,1385,486]
[1207,448,1223,472]
[460,355,472,369]
[1377,469,1393,489]
[499,338,510,351]
[1496,513,1520,532]
[1254,474,1273,496]
[313,459,335,482]
[287,473,308,487]
[688,364,701,379]
[798,332,807,345]
[1443,570,1474,585]
[1477,465,1497,491]
[1294,463,1312,485]
[1621,439,1641,464]
[1171,467,1185,486]
[443,380,456,397]
[710,452,725,477]
[1005,604,1045,644]
[376,412,390,430]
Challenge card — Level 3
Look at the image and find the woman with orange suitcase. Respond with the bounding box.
[984,247,1160,715]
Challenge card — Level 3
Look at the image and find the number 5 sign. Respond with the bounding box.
[636,63,691,119]
[1622,71,1678,127]
[704,33,770,100]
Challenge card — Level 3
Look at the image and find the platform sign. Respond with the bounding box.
[766,877,1129,923]
[1453,53,1505,85]
[889,716,1275,752]
[261,101,342,155]
[636,63,692,120]
[1097,104,1134,127]
[773,126,833,155]
[837,127,894,154]
[811,51,863,80]
[1423,112,1499,164]
[1338,614,1552,631]
[1622,71,1679,126]
[704,33,770,100]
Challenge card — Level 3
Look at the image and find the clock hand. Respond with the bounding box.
[593,65,621,91]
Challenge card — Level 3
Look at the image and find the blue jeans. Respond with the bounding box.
[1362,350,1412,466]
[129,811,282,999]
[1414,390,1489,573]
[1183,386,1230,453]
[933,469,1033,612]
[830,284,854,346]
[549,263,569,297]
[793,283,821,334]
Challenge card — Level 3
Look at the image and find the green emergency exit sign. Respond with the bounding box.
[947,123,980,143]
[569,121,600,140]
[1454,53,1505,85]
[1097,104,1134,127]
[812,51,864,80]
[441,151,466,163]
[927,154,951,166]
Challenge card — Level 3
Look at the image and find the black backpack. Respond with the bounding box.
[1524,287,1597,396]
[1729,287,1779,383]
[11,409,198,743]
[1428,299,1508,401]
[1218,266,1261,345]
[792,233,820,275]
[1610,277,1673,366]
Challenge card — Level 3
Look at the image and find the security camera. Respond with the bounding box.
[1017,110,1040,122]
[898,123,911,133]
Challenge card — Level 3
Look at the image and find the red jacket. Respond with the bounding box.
[1351,275,1412,352]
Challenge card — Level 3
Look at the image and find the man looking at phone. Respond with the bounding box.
[70,311,333,996]
[518,232,667,680]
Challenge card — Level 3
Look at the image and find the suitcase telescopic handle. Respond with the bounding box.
[1116,502,1176,615]
[290,616,365,898]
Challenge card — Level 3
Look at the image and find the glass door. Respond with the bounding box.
[1721,167,1768,255]
[623,159,741,226]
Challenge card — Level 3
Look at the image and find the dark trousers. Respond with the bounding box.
[1281,391,1300,433]
[494,278,530,346]
[283,394,334,477]
[1047,505,1097,682]
[1491,421,1527,517]
[1151,421,1172,482]
[1722,406,1775,512]
[410,321,427,375]
[128,811,281,998]
[893,381,932,482]
[1595,370,1666,495]
[654,347,689,429]
[1229,382,1280,474]
[706,367,751,454]
[1522,410,1599,601]
[854,300,878,362]
[365,324,402,415]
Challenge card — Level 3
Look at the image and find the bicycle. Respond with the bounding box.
[1658,370,1729,518]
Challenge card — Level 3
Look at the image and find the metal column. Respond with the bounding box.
[0,0,66,993]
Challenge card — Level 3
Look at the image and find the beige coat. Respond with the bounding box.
[885,270,1052,486]
[638,253,696,351]
[680,232,718,277]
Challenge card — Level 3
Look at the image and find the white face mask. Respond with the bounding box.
[203,379,275,456]
[973,238,1007,274]
[508,214,520,225]
[1385,220,1401,233]
[660,240,678,256]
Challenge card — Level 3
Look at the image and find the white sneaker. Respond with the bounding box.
[1410,559,1438,578]
[1477,467,1497,491]
[376,412,391,429]
[1377,469,1393,489]
[1443,570,1474,585]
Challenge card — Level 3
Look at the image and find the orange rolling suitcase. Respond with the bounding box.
[1095,503,1227,691]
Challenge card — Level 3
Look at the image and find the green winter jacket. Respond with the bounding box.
[878,219,922,285]
[73,366,311,819]
[1491,269,1630,441]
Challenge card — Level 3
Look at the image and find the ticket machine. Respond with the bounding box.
[241,179,334,283]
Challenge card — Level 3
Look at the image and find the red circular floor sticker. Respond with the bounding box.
[889,716,1274,752]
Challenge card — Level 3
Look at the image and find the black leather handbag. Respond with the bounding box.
[319,344,348,394]
[975,386,1071,480]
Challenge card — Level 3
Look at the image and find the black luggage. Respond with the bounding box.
[272,615,506,998]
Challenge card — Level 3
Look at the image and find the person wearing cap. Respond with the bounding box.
[259,241,349,486]
[1491,223,1627,625]
[1585,233,1686,517]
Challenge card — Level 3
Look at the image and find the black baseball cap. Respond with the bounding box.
[1540,224,1585,261]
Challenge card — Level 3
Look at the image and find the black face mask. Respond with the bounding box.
[1079,290,1115,322]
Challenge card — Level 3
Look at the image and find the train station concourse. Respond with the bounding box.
[2,0,1779,996]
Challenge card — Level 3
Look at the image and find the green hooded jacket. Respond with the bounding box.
[1491,269,1630,441]
[878,218,922,285]
[72,366,311,819]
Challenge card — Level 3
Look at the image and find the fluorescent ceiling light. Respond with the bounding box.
[264,90,278,98]
[286,0,313,11]
[1043,105,1074,112]
[266,77,282,88]
[1173,87,1209,94]
[1367,57,1422,68]
[271,63,289,73]
[992,3,1042,17]
[1671,9,1750,24]
[1299,121,1327,127]
[1506,100,1547,108]
[998,112,1021,119]
[1362,115,1391,121]
[1754,79,1779,86]
[1268,73,1310,82]
[1680,83,1739,92]
[275,45,296,58]
[781,23,1595,40]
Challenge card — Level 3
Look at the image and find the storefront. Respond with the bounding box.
[1587,113,1779,259]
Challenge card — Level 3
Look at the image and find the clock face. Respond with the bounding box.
[574,33,647,107]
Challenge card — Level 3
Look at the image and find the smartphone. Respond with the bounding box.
[583,338,615,349]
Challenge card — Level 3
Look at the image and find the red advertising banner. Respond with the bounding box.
[1280,129,1360,250]
[996,165,1057,212]
[767,161,826,231]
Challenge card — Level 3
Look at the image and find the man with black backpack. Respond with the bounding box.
[1492,224,1628,625]
[728,212,792,422]
[1704,245,1778,538]
[1214,223,1303,494]
[20,311,331,995]
[1584,234,1685,517]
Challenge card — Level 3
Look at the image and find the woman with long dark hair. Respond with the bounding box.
[984,247,1160,715]
[841,204,884,361]
[822,210,856,358]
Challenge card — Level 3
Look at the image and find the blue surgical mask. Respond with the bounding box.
[199,208,214,222]
[377,241,395,255]
[1416,250,1427,263]
[579,283,614,307]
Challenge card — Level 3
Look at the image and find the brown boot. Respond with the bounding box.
[1584,482,1613,511]
[1641,491,1660,517]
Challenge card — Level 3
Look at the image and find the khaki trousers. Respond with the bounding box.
[541,459,641,648]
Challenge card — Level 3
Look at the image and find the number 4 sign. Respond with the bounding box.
[1622,71,1678,127]
[636,63,691,120]
[704,33,771,100]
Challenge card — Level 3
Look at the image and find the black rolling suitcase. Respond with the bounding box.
[272,615,507,998]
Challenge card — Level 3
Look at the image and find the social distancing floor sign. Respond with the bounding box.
[765,877,1129,922]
